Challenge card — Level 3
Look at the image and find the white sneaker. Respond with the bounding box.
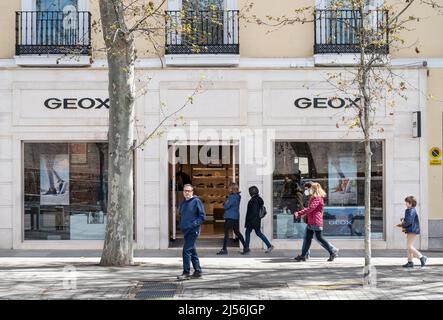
[265,245,274,253]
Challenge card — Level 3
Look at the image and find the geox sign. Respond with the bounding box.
[44,98,110,110]
[294,97,361,109]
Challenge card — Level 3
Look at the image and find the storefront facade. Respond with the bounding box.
[0,66,429,250]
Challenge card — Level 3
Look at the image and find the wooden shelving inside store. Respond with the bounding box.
[191,167,239,220]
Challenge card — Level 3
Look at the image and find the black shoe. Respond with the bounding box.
[420,256,428,267]
[240,248,250,255]
[294,255,307,262]
[191,271,202,279]
[216,249,228,255]
[177,272,191,280]
[402,261,414,268]
[44,187,57,195]
[328,251,338,262]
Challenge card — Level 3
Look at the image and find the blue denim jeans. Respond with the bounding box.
[301,225,337,257]
[182,227,202,274]
[245,227,272,249]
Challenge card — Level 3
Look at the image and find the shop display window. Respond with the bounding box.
[24,142,109,240]
[273,141,384,239]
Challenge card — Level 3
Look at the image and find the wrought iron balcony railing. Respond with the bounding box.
[16,11,91,55]
[314,9,389,54]
[165,10,239,54]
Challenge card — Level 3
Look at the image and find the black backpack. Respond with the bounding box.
[259,205,267,219]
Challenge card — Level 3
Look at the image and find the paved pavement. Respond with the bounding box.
[0,249,442,300]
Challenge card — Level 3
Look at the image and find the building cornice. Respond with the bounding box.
[1,57,443,69]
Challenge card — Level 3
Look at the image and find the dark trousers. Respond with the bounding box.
[245,227,272,249]
[301,227,335,257]
[222,219,246,250]
[182,227,202,274]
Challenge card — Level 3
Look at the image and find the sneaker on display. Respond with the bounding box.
[58,180,67,194]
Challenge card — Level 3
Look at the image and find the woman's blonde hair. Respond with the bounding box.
[310,182,326,198]
[229,182,239,193]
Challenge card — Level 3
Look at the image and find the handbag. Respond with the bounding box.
[258,205,267,218]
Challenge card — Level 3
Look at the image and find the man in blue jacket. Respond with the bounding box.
[177,184,206,280]
[216,182,247,255]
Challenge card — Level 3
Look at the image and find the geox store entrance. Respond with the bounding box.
[168,143,239,247]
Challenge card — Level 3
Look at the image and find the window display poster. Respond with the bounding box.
[327,156,357,205]
[323,206,365,236]
[40,154,70,205]
[70,143,88,164]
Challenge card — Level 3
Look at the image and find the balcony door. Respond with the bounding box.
[181,0,225,48]
[316,0,384,53]
[324,0,359,47]
[36,0,79,47]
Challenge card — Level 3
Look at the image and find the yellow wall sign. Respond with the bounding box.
[429,147,442,165]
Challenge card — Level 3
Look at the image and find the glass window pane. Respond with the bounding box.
[37,0,78,11]
[273,141,384,239]
[24,143,109,240]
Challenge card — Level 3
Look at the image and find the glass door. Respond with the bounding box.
[182,0,225,48]
[36,0,79,46]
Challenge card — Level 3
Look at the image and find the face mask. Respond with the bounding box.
[304,190,310,196]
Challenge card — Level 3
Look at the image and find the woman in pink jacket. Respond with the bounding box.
[293,182,338,262]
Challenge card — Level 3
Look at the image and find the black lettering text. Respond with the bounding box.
[63,98,77,109]
[44,98,62,109]
[95,98,110,109]
[78,98,95,109]
[313,97,327,108]
[294,98,311,109]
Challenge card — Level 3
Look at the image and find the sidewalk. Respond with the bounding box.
[0,250,442,300]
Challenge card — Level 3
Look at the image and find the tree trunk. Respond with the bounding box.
[358,4,374,286]
[363,135,373,285]
[99,0,135,266]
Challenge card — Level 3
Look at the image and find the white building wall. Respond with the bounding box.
[0,66,428,250]
[0,77,13,248]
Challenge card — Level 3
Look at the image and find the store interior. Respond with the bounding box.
[168,145,239,246]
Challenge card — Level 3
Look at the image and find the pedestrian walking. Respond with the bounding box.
[216,183,247,255]
[298,181,338,259]
[241,186,274,254]
[396,195,427,268]
[177,184,206,280]
[293,182,338,262]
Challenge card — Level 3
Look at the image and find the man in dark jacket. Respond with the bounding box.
[177,184,206,280]
[242,186,274,254]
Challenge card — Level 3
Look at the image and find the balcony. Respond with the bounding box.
[165,10,239,66]
[15,11,91,58]
[314,9,389,55]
